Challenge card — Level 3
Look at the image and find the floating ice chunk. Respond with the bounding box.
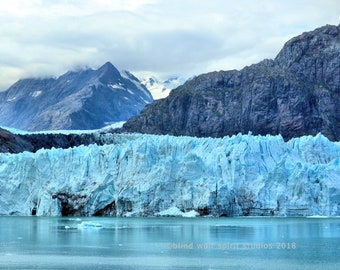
[156,207,199,217]
[306,216,329,218]
[68,218,82,221]
[77,221,103,230]
[182,210,200,218]
[156,207,184,217]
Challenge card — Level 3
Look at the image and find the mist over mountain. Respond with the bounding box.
[0,62,153,131]
[123,24,340,141]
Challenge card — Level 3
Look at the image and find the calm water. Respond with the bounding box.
[0,217,339,269]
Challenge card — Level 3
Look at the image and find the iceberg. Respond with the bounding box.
[0,133,339,217]
[156,206,185,217]
[155,206,199,217]
[77,221,103,230]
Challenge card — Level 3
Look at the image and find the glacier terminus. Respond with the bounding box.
[0,132,339,217]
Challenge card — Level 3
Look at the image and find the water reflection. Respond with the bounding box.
[0,217,339,269]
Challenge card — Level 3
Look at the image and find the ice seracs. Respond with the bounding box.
[0,133,339,217]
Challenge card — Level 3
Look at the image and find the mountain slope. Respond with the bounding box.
[0,126,119,154]
[0,127,34,153]
[0,62,153,131]
[122,24,340,141]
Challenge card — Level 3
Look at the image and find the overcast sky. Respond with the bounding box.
[0,0,339,91]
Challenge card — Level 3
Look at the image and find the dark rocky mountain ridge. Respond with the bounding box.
[0,127,34,153]
[122,24,340,141]
[0,126,120,154]
[0,127,92,154]
[0,62,153,131]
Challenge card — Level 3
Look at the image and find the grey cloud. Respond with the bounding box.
[0,0,338,90]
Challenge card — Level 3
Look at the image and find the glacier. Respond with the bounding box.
[0,132,339,217]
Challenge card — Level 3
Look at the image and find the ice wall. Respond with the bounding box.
[0,133,339,216]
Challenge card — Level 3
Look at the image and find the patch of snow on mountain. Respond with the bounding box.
[31,90,42,98]
[108,83,124,90]
[6,97,16,102]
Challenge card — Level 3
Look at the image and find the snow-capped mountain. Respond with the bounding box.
[140,76,186,99]
[0,62,153,131]
[0,132,339,217]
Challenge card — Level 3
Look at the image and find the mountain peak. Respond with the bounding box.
[122,24,340,141]
[99,61,116,70]
[0,62,153,131]
[97,62,121,83]
[275,24,339,72]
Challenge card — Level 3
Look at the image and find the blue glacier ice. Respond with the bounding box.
[0,132,339,216]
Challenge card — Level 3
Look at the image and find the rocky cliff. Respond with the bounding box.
[0,62,153,131]
[0,128,34,153]
[122,24,340,141]
[0,126,121,154]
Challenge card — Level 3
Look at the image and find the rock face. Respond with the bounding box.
[0,128,34,153]
[123,24,340,141]
[0,62,153,131]
[0,127,121,154]
[0,133,339,217]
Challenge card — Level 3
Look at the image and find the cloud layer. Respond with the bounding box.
[0,0,339,90]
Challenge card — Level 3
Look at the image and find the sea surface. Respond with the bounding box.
[0,217,339,269]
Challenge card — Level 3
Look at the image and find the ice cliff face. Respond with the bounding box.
[0,133,339,217]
